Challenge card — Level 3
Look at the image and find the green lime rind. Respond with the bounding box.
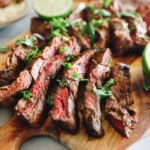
[33,0,73,20]
[142,43,150,79]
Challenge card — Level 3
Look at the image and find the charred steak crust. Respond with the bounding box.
[51,50,95,133]
[82,48,112,137]
[105,63,137,138]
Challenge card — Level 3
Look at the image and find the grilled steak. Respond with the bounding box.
[51,50,95,133]
[82,48,112,137]
[105,63,137,138]
[137,2,150,36]
[122,15,149,52]
[0,70,32,107]
[0,45,30,86]
[31,17,51,38]
[109,18,133,55]
[15,37,80,126]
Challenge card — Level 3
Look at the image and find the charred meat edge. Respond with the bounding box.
[82,48,112,137]
[105,63,137,138]
[51,50,95,133]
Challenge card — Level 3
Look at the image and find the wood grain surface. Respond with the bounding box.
[0,0,150,150]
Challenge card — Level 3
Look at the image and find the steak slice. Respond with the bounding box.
[105,63,137,138]
[0,70,32,107]
[31,17,51,38]
[0,45,30,86]
[109,18,133,55]
[82,48,112,137]
[50,50,95,133]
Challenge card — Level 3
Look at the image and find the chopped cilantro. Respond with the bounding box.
[16,36,36,48]
[108,58,113,69]
[120,10,141,19]
[47,95,54,107]
[21,91,34,102]
[65,55,74,62]
[71,71,79,81]
[26,47,41,64]
[103,0,112,7]
[63,62,72,69]
[93,78,115,99]
[58,46,65,53]
[80,78,88,82]
[57,79,68,87]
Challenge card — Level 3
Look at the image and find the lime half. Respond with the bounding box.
[33,0,73,19]
[142,43,150,79]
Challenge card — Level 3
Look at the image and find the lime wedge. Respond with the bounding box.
[33,0,73,19]
[142,43,150,78]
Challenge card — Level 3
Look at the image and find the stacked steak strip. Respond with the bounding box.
[50,50,95,133]
[15,37,80,127]
[0,36,63,107]
[105,63,137,138]
[82,48,112,137]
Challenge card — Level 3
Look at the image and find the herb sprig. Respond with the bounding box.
[93,78,115,99]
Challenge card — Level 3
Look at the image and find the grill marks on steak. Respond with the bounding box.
[15,37,80,126]
[82,48,112,137]
[50,50,95,133]
[105,63,137,138]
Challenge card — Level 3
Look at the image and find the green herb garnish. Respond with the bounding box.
[108,58,113,69]
[57,79,68,87]
[94,9,111,17]
[65,55,74,62]
[26,47,41,64]
[47,95,54,107]
[120,10,141,19]
[80,78,88,82]
[103,0,112,7]
[0,45,7,53]
[59,47,65,53]
[16,36,36,48]
[71,71,79,81]
[21,91,34,102]
[93,78,115,99]
[63,62,72,69]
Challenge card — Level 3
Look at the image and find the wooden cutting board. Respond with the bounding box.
[0,0,150,150]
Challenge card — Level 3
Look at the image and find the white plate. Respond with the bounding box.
[0,0,31,29]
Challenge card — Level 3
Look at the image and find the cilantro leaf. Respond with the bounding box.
[93,78,115,99]
[47,95,54,107]
[26,47,41,64]
[65,55,74,62]
[21,91,34,102]
[71,71,79,81]
[57,79,68,87]
[63,62,72,69]
[103,0,112,7]
[120,10,141,19]
[16,36,36,48]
